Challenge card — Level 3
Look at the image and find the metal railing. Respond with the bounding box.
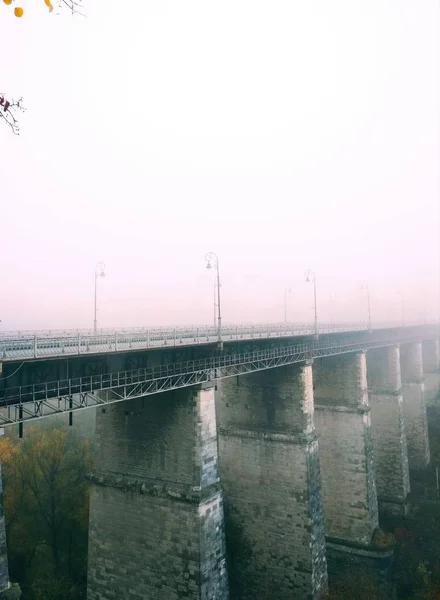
[0,322,371,361]
[0,321,436,362]
[0,330,435,425]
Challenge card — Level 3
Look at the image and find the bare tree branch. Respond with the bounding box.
[0,95,26,136]
[1,1,85,135]
[57,0,86,17]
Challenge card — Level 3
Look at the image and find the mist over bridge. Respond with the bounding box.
[0,321,438,599]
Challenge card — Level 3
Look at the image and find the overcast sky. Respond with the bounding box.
[0,0,438,330]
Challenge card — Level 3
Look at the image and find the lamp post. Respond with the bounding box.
[94,262,106,333]
[284,287,291,324]
[361,284,372,332]
[205,252,222,348]
[305,270,318,339]
[213,281,218,328]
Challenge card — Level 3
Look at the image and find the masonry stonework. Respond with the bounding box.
[367,346,410,515]
[400,342,430,470]
[87,385,229,600]
[218,364,328,600]
[0,430,11,595]
[313,352,379,545]
[422,339,440,408]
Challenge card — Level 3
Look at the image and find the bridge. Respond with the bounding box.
[0,321,438,599]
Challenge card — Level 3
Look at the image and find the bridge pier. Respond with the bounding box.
[400,342,430,470]
[218,363,328,600]
[87,384,229,600]
[422,339,440,408]
[367,346,410,516]
[313,352,379,545]
[0,430,21,600]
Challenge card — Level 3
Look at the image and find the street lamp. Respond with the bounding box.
[94,262,106,333]
[205,252,222,348]
[213,281,218,328]
[305,270,318,339]
[361,284,372,332]
[284,287,291,324]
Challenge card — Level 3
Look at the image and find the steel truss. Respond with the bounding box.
[0,333,434,426]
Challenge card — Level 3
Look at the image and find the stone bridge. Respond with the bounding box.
[0,323,438,599]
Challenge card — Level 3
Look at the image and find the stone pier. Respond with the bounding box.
[87,385,229,600]
[0,430,20,600]
[367,346,410,516]
[400,342,430,470]
[422,339,440,408]
[313,352,379,545]
[218,363,328,600]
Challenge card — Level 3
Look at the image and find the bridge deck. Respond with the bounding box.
[0,322,433,362]
[0,328,437,426]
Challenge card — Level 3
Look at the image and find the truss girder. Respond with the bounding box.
[0,334,433,426]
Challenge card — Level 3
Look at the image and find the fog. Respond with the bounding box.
[0,0,438,330]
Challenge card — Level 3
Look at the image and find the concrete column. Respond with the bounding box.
[422,339,440,407]
[400,342,430,470]
[87,385,229,600]
[218,363,328,600]
[367,346,410,516]
[313,352,379,545]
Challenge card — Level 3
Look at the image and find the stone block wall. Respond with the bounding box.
[367,346,410,515]
[217,364,314,435]
[313,353,379,545]
[0,431,10,594]
[422,339,440,407]
[400,342,430,469]
[87,385,229,600]
[88,486,227,600]
[219,364,327,600]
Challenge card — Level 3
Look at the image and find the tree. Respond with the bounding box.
[0,424,92,600]
[323,569,388,600]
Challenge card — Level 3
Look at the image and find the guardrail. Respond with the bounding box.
[0,321,436,362]
[0,322,365,339]
[0,322,370,361]
[0,320,432,339]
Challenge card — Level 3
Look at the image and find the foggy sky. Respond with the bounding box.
[0,0,438,331]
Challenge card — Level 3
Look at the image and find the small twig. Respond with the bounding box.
[0,95,26,136]
[57,0,86,17]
